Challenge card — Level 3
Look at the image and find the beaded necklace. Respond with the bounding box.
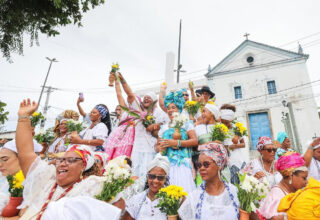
[36,180,81,220]
[259,157,276,184]
[195,181,239,219]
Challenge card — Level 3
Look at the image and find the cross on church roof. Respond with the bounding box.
[244,33,250,40]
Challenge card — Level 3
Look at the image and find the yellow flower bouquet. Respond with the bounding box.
[184,100,201,116]
[233,122,247,137]
[155,185,188,216]
[210,123,230,142]
[142,114,156,128]
[109,63,120,87]
[30,112,44,127]
[7,170,24,197]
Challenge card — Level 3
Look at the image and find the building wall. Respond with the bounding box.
[209,59,320,158]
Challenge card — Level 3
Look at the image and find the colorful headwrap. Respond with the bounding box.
[68,145,95,171]
[94,152,108,168]
[276,152,307,177]
[198,142,228,169]
[95,105,108,120]
[256,136,273,151]
[278,177,320,219]
[164,91,185,113]
[220,109,235,121]
[181,88,187,93]
[277,132,288,144]
[204,103,220,120]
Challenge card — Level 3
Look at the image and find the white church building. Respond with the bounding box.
[135,39,320,159]
[206,39,320,155]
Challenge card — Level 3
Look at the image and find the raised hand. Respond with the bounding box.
[311,137,320,148]
[18,99,38,117]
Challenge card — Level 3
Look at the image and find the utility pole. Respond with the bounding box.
[287,102,302,153]
[37,57,58,110]
[174,19,186,83]
[40,86,58,129]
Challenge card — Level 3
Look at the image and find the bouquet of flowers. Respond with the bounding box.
[184,100,201,117]
[34,128,55,145]
[236,173,269,213]
[233,122,247,137]
[155,185,188,216]
[210,123,229,142]
[96,156,133,203]
[169,112,189,129]
[142,115,156,128]
[30,112,44,127]
[65,119,86,146]
[7,170,24,197]
[109,63,120,87]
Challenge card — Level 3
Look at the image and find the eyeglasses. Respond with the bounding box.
[195,161,214,169]
[55,157,83,165]
[183,94,189,97]
[147,174,166,181]
[262,148,277,153]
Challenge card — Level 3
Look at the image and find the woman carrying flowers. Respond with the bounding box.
[122,154,170,220]
[258,152,308,220]
[156,91,198,193]
[220,104,246,184]
[178,142,239,220]
[241,136,282,188]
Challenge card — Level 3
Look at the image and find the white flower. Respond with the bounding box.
[250,202,257,213]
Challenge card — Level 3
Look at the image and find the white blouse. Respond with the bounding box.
[125,190,166,220]
[178,183,239,220]
[79,122,109,151]
[19,157,105,220]
[47,135,67,153]
[309,157,320,181]
[0,173,9,213]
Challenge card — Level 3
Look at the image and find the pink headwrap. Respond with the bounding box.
[256,136,273,151]
[276,152,307,177]
[198,142,228,169]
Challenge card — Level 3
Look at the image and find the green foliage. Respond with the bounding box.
[95,178,133,202]
[0,0,105,61]
[155,190,181,215]
[30,112,45,127]
[65,120,86,133]
[34,128,55,144]
[0,101,9,125]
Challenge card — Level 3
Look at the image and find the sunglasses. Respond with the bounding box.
[55,157,83,165]
[195,161,214,169]
[183,94,189,97]
[147,174,166,181]
[262,148,277,153]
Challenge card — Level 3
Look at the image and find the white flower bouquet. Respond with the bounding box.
[34,128,55,145]
[236,173,269,213]
[95,156,134,203]
[65,119,86,146]
[169,112,189,129]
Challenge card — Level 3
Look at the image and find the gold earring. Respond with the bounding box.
[80,171,84,180]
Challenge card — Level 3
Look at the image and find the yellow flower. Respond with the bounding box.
[13,170,24,189]
[146,115,154,121]
[217,123,229,135]
[162,82,167,86]
[32,112,39,117]
[111,64,119,69]
[207,101,216,105]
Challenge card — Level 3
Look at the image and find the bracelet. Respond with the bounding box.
[88,140,91,145]
[18,115,29,120]
[177,140,181,149]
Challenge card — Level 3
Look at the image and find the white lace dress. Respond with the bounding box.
[0,173,9,213]
[308,158,320,181]
[125,190,166,220]
[79,122,109,151]
[47,135,68,153]
[178,183,239,220]
[19,157,106,220]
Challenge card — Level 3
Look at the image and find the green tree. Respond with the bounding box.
[0,0,105,61]
[0,101,9,125]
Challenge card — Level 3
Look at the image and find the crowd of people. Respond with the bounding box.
[0,72,319,220]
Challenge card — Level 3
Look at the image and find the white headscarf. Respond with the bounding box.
[220,109,235,121]
[147,153,170,175]
[204,103,220,120]
[2,139,43,153]
[145,92,158,102]
[94,152,109,167]
[42,196,121,220]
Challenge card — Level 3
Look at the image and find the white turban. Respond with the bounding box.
[145,92,158,102]
[205,103,220,120]
[147,153,170,175]
[42,196,121,220]
[2,139,43,153]
[220,109,235,121]
[314,144,320,150]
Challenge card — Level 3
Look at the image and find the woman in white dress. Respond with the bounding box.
[70,104,111,152]
[156,91,198,193]
[48,110,80,153]
[178,142,239,220]
[14,99,109,220]
[220,104,246,184]
[303,137,320,180]
[122,154,170,220]
[241,136,282,187]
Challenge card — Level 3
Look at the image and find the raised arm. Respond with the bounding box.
[16,99,38,176]
[159,83,167,112]
[76,98,86,117]
[304,137,320,167]
[115,74,127,107]
[188,82,197,101]
[118,73,135,104]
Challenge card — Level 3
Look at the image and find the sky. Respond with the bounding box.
[1,0,320,131]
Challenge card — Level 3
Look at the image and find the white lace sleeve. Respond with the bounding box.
[19,157,56,208]
[125,191,147,219]
[178,192,196,220]
[93,123,109,140]
[113,177,146,203]
[185,121,195,132]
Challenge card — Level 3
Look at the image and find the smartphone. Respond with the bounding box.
[79,92,84,101]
